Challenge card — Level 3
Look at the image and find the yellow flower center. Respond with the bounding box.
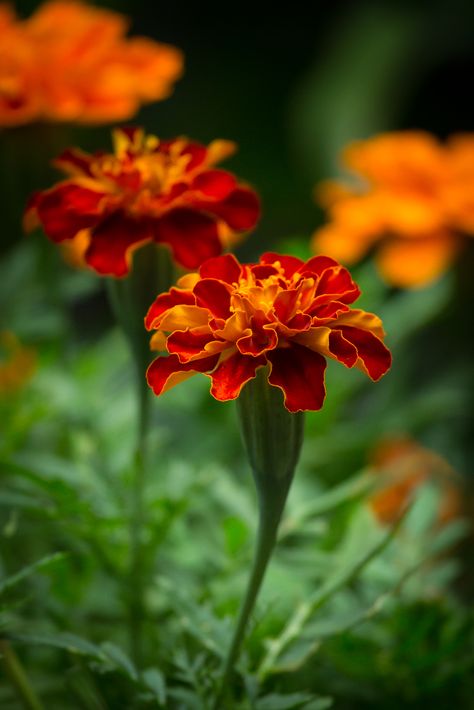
[91,130,195,205]
[229,264,316,321]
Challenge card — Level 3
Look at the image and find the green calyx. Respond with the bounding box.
[236,365,304,517]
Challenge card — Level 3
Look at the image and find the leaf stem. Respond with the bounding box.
[0,639,44,710]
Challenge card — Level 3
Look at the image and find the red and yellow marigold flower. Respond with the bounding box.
[24,127,261,276]
[145,252,391,412]
[312,131,474,287]
[0,1,183,126]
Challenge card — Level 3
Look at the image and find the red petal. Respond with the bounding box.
[86,213,151,277]
[250,264,280,280]
[199,253,242,283]
[339,326,392,380]
[193,278,232,318]
[167,328,216,363]
[147,352,219,396]
[192,169,236,199]
[54,148,94,177]
[274,289,301,322]
[145,287,196,330]
[180,142,208,171]
[237,312,278,356]
[328,330,358,367]
[155,209,222,269]
[161,181,188,205]
[210,352,266,400]
[303,255,340,275]
[211,186,260,231]
[34,183,105,242]
[268,344,327,412]
[311,301,350,322]
[260,252,304,277]
[285,313,312,332]
[315,266,360,304]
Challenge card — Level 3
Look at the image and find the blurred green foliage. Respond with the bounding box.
[2,0,474,707]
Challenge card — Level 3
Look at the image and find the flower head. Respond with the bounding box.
[312,131,474,287]
[368,437,461,525]
[25,127,260,276]
[145,252,391,412]
[0,0,183,126]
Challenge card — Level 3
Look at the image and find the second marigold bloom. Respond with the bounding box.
[25,127,260,276]
[145,252,391,412]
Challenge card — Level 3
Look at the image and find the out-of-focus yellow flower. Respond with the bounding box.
[312,132,474,288]
[0,1,183,126]
[0,331,36,394]
[368,436,461,525]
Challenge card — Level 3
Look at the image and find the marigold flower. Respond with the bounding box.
[0,1,183,126]
[368,437,460,525]
[24,127,260,276]
[312,131,474,287]
[145,252,391,412]
[0,331,36,394]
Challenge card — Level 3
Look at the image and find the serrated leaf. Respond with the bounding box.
[142,668,167,705]
[281,473,373,537]
[271,636,321,674]
[11,631,107,660]
[259,512,403,678]
[100,641,137,681]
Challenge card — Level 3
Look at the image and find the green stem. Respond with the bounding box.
[0,639,44,710]
[213,482,291,709]
[214,369,304,707]
[128,370,150,669]
[106,244,176,669]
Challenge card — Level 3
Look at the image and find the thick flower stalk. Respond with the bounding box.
[312,131,474,287]
[145,251,391,702]
[145,252,391,409]
[0,0,183,126]
[24,127,260,277]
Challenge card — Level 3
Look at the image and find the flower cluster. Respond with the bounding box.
[0,1,183,126]
[145,252,391,412]
[25,127,260,276]
[312,132,474,287]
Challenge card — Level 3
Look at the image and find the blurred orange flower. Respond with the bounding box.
[25,127,260,276]
[312,132,474,288]
[0,1,183,126]
[368,436,461,525]
[0,331,36,394]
